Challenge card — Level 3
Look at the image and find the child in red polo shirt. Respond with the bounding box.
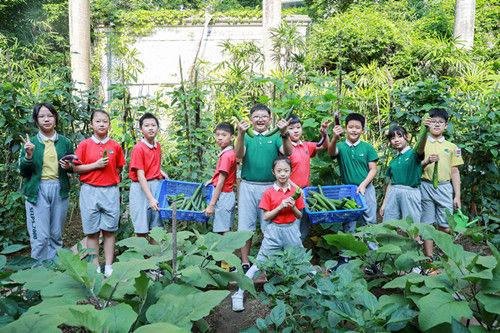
[74,110,125,278]
[129,113,167,240]
[287,115,330,240]
[204,123,237,234]
[231,156,304,312]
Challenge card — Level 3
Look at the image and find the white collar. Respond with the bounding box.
[91,135,110,144]
[218,145,233,157]
[38,131,58,142]
[253,129,269,136]
[291,140,303,147]
[273,182,291,193]
[399,146,411,155]
[141,138,157,149]
[346,139,361,147]
[428,136,445,143]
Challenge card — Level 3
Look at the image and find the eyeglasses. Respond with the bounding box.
[252,115,270,120]
[429,120,446,125]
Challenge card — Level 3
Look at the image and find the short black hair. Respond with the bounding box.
[215,122,234,135]
[139,112,159,127]
[387,124,408,140]
[272,156,292,170]
[90,109,110,122]
[345,112,365,128]
[429,108,449,122]
[289,114,301,125]
[33,103,58,126]
[249,103,271,116]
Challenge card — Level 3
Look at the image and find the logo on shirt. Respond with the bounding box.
[444,148,450,155]
[455,148,462,156]
[108,150,114,154]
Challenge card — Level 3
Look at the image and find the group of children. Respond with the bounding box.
[19,103,463,303]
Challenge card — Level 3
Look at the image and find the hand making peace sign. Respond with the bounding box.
[19,134,35,159]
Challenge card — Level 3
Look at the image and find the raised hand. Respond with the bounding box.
[20,134,35,159]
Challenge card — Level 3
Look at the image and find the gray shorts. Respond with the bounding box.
[383,184,422,223]
[237,180,273,232]
[256,220,303,262]
[213,191,235,233]
[129,180,162,233]
[421,181,453,228]
[80,183,120,235]
[343,183,376,233]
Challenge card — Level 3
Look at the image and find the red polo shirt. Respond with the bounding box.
[211,147,237,192]
[129,140,163,182]
[290,141,317,188]
[259,184,305,224]
[74,136,125,186]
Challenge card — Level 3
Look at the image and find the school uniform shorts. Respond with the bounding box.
[80,183,120,235]
[256,219,303,262]
[420,180,453,228]
[25,180,68,262]
[237,180,273,232]
[383,184,421,223]
[212,191,235,233]
[129,180,162,234]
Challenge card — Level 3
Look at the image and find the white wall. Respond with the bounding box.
[99,15,310,99]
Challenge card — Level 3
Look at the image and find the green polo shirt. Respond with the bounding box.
[386,147,423,187]
[335,140,378,185]
[241,132,282,182]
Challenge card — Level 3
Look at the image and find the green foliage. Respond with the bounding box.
[307,7,403,72]
[2,230,254,331]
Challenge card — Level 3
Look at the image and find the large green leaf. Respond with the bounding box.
[0,255,6,270]
[416,289,472,331]
[383,273,425,289]
[385,306,418,331]
[269,300,286,327]
[64,305,107,332]
[0,244,26,255]
[202,232,253,252]
[375,244,402,255]
[208,250,241,268]
[102,303,138,333]
[134,323,190,333]
[105,258,158,286]
[146,290,229,329]
[116,237,160,257]
[10,267,62,291]
[178,266,218,288]
[394,251,429,271]
[476,292,500,315]
[323,233,368,255]
[0,314,63,333]
[208,268,256,296]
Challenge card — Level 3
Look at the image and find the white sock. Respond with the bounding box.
[104,264,113,273]
[245,264,259,279]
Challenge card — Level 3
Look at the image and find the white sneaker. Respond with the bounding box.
[231,293,244,312]
[104,265,113,278]
[96,265,102,274]
[411,267,422,274]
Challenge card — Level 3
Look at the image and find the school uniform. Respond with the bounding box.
[211,146,237,233]
[238,131,282,232]
[289,140,318,240]
[383,146,423,223]
[75,136,125,234]
[129,139,164,233]
[256,183,305,262]
[19,132,73,262]
[334,140,379,232]
[420,137,463,227]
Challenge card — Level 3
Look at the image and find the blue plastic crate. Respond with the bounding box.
[303,185,366,224]
[157,179,214,222]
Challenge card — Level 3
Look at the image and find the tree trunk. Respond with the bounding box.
[69,0,91,94]
[262,0,281,75]
[453,0,476,50]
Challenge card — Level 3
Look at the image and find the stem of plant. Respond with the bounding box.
[172,201,177,282]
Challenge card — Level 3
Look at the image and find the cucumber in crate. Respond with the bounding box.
[303,185,367,224]
[157,179,214,222]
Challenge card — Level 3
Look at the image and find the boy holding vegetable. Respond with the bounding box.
[287,114,331,239]
[235,103,293,272]
[129,113,167,240]
[204,123,237,235]
[420,108,463,257]
[327,112,379,233]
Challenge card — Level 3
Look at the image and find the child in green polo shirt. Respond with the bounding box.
[380,118,431,224]
[328,112,378,233]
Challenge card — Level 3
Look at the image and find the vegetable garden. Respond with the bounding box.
[0,0,499,332]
